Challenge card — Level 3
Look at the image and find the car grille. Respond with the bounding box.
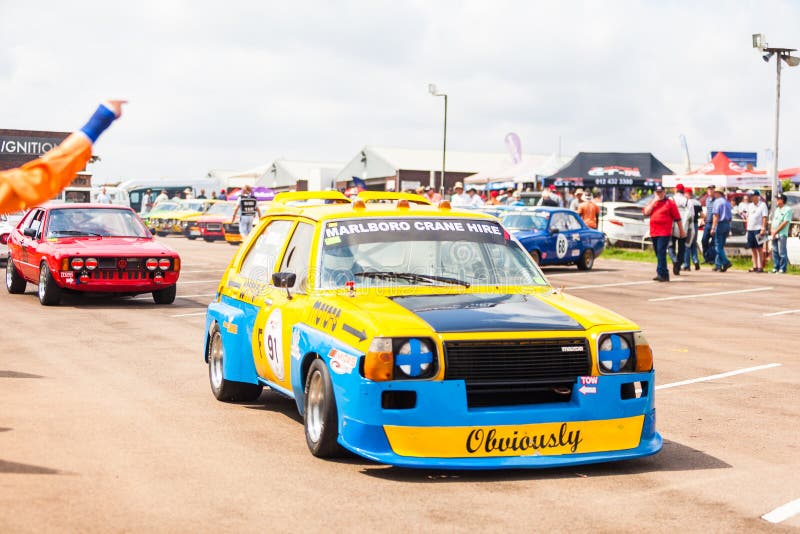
[443,338,591,407]
[223,223,239,233]
[88,257,160,280]
[206,223,221,231]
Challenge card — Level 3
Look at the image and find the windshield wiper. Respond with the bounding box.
[354,271,470,288]
[51,230,103,237]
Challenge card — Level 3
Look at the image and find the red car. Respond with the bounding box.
[5,204,180,306]
[184,200,236,242]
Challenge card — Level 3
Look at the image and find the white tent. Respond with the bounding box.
[464,153,566,185]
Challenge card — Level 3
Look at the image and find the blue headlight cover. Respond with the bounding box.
[599,334,631,373]
[396,338,434,378]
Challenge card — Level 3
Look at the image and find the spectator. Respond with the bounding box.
[667,184,689,276]
[424,186,442,203]
[141,188,153,215]
[450,182,470,207]
[540,185,560,207]
[770,193,791,273]
[197,188,207,199]
[218,189,228,201]
[569,189,584,211]
[701,184,717,264]
[744,190,769,272]
[183,188,194,200]
[96,186,112,204]
[486,190,500,205]
[644,185,684,282]
[577,193,599,229]
[210,190,217,200]
[0,100,125,214]
[154,189,169,206]
[737,191,751,222]
[231,184,262,237]
[466,187,484,208]
[682,188,703,271]
[710,188,733,272]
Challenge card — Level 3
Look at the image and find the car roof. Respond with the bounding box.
[40,203,135,211]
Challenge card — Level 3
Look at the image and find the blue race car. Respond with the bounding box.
[500,207,604,270]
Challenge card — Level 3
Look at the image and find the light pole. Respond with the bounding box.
[753,33,799,212]
[428,83,447,194]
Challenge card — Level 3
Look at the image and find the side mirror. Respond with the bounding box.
[549,227,559,234]
[23,227,37,238]
[272,272,297,300]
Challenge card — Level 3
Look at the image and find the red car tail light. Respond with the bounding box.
[71,258,85,270]
[0,233,9,245]
[145,258,158,271]
[158,258,171,270]
[85,258,98,270]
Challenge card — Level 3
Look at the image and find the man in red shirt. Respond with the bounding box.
[644,185,685,281]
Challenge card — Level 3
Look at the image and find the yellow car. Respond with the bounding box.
[204,191,660,468]
[223,201,271,245]
[163,199,214,236]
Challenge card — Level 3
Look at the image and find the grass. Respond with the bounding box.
[603,246,800,275]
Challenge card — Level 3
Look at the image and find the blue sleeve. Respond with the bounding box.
[80,104,117,143]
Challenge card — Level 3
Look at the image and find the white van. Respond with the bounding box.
[118,177,221,212]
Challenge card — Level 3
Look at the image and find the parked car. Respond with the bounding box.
[784,192,800,237]
[5,204,180,305]
[204,191,660,468]
[598,202,649,246]
[0,214,15,264]
[184,201,237,241]
[500,207,605,269]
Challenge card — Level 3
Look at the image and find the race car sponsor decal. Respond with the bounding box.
[308,301,341,332]
[328,348,358,375]
[59,271,74,279]
[323,218,511,248]
[263,308,284,381]
[290,329,302,361]
[556,233,568,259]
[223,320,238,335]
[571,249,580,257]
[341,323,367,341]
[578,376,598,395]
[383,415,644,458]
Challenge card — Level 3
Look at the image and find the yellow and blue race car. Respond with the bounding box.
[204,191,661,469]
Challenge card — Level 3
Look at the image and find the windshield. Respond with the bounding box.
[500,212,549,231]
[179,200,208,212]
[318,217,546,289]
[204,202,236,216]
[46,208,151,238]
[152,201,179,212]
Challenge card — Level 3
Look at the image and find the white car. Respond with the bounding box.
[0,214,16,264]
[598,202,649,246]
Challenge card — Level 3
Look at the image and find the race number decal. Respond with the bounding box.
[556,233,569,259]
[264,308,284,380]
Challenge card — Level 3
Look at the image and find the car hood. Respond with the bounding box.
[47,237,176,256]
[194,215,231,223]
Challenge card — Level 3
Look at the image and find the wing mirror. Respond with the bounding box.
[272,272,297,300]
[23,227,37,238]
[549,227,559,234]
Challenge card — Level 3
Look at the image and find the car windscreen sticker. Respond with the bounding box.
[323,218,510,246]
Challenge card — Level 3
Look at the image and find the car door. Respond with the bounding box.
[547,212,574,263]
[16,209,45,280]
[563,211,588,261]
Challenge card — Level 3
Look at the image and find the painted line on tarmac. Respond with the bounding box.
[762,497,800,524]
[180,270,226,273]
[655,363,782,391]
[173,280,219,284]
[763,308,800,317]
[132,293,216,300]
[567,280,655,290]
[649,286,773,302]
[170,311,207,317]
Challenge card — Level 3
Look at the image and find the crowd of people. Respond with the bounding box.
[647,183,791,281]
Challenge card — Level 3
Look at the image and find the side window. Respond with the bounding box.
[27,209,45,238]
[565,213,583,230]
[239,220,294,281]
[550,213,568,232]
[278,222,314,292]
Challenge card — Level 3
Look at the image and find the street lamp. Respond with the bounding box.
[753,33,799,212]
[428,83,448,194]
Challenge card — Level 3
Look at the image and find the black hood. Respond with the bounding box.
[390,293,583,333]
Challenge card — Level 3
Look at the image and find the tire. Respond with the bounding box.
[37,262,61,306]
[530,250,541,265]
[5,256,26,294]
[156,231,168,237]
[203,237,215,243]
[207,324,263,402]
[152,284,177,304]
[228,241,239,246]
[304,358,345,458]
[577,248,595,271]
[186,234,197,240]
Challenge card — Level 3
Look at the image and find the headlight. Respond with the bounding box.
[71,258,84,270]
[363,337,437,381]
[145,258,158,271]
[598,333,633,373]
[158,258,171,270]
[84,258,98,270]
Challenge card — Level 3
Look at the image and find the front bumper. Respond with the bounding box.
[336,371,660,469]
[55,270,179,293]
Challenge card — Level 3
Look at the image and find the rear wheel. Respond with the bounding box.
[208,324,263,401]
[156,231,168,237]
[186,234,197,240]
[5,256,26,294]
[37,262,61,305]
[304,359,345,458]
[577,249,595,271]
[152,284,177,304]
[203,237,216,242]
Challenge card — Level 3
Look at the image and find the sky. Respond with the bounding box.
[1,0,799,184]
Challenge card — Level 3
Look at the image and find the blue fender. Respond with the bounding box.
[204,299,260,385]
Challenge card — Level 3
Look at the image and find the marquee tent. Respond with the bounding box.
[662,152,770,189]
[544,152,673,188]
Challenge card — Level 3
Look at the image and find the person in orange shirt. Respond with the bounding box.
[0,100,126,214]
[577,192,600,229]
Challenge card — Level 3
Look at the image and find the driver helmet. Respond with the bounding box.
[323,246,356,272]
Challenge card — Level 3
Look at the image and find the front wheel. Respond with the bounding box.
[304,359,345,458]
[208,324,263,402]
[577,248,595,271]
[152,284,177,304]
[530,250,541,265]
[38,262,61,305]
[6,256,26,294]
